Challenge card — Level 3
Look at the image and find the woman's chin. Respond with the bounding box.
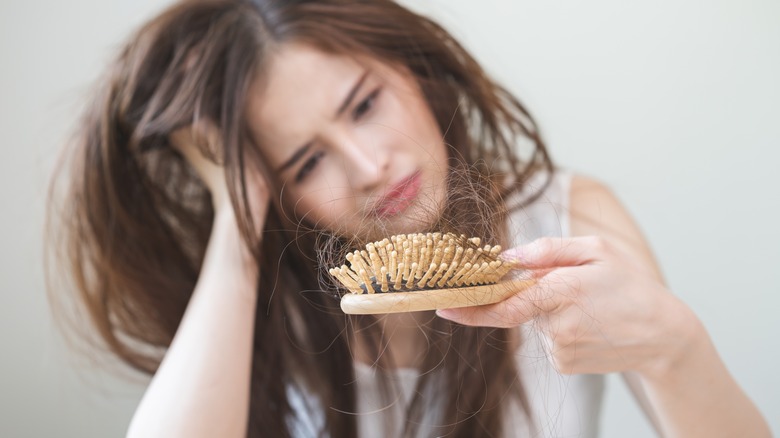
[368,210,442,241]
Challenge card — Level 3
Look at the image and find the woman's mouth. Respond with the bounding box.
[373,172,422,218]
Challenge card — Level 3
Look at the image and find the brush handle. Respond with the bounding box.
[340,277,535,314]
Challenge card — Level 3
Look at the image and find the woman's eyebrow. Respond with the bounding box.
[277,142,312,172]
[276,70,370,173]
[334,70,369,119]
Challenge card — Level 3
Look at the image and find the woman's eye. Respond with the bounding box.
[353,89,380,120]
[295,150,325,183]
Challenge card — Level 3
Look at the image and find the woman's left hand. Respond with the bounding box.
[438,175,772,437]
[436,236,698,378]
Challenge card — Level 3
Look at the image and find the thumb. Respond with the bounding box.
[436,277,562,328]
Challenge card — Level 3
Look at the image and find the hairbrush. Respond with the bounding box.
[329,232,533,314]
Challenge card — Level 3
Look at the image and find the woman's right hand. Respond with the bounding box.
[170,125,270,233]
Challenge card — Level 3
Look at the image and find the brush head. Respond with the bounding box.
[328,232,514,295]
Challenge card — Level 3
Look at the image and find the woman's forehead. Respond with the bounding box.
[250,45,362,116]
[244,44,402,159]
[243,45,359,157]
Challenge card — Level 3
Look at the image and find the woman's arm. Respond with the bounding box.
[126,210,259,438]
[127,128,268,437]
[567,176,770,437]
[438,175,771,437]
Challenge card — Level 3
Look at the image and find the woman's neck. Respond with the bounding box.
[352,312,433,369]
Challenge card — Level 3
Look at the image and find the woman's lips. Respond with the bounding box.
[373,172,422,218]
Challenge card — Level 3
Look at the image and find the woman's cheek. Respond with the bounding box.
[295,186,353,230]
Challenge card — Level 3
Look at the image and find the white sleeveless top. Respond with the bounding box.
[288,171,605,437]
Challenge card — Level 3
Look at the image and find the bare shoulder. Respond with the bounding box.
[568,174,662,278]
[569,174,636,237]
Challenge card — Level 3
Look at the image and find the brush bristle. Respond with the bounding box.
[328,233,513,294]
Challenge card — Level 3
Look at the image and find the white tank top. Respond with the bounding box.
[288,171,605,437]
[506,171,605,437]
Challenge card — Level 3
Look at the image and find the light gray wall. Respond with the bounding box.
[2,1,777,436]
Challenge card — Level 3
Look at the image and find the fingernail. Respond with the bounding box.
[500,247,526,266]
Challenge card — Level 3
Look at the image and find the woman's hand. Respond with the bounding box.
[438,177,771,437]
[169,124,270,267]
[437,236,697,377]
[170,124,270,225]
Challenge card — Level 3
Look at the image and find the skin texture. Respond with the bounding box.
[127,44,771,437]
[246,43,449,241]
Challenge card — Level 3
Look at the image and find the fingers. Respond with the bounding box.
[170,124,230,207]
[501,236,610,270]
[169,124,271,219]
[436,277,565,328]
[439,237,611,328]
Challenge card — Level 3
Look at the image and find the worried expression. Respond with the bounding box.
[246,44,449,240]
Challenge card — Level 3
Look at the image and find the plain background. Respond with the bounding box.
[1,0,777,436]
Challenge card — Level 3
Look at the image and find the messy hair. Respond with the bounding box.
[48,0,552,436]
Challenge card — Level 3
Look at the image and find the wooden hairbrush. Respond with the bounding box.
[328,232,534,314]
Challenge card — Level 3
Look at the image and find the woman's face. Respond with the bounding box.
[246,43,448,240]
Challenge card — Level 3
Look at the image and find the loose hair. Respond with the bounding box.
[48,0,553,436]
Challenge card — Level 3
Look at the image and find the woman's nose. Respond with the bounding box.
[335,133,390,192]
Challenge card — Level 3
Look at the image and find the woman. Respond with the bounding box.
[49,0,770,436]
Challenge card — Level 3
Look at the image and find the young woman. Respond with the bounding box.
[49,0,770,436]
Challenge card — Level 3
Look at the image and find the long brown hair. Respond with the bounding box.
[48,0,553,436]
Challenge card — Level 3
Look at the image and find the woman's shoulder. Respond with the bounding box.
[535,170,615,210]
[510,170,656,263]
[568,173,663,278]
[506,169,573,242]
[568,173,628,233]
